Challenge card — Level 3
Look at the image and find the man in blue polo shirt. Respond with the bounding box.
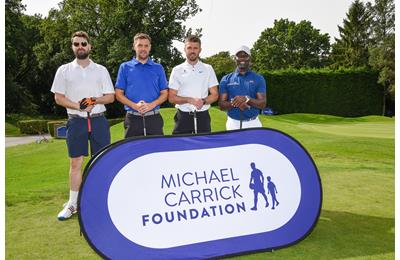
[219,46,266,130]
[115,33,168,137]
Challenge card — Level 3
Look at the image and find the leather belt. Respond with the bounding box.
[127,110,160,116]
[68,112,105,119]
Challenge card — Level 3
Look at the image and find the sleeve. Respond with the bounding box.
[158,65,168,91]
[218,75,228,94]
[168,67,180,90]
[257,75,267,94]
[115,63,126,90]
[208,66,219,88]
[50,66,66,94]
[101,67,115,94]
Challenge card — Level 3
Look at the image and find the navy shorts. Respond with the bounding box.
[66,116,110,158]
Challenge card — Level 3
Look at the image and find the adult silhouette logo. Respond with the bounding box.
[78,128,322,259]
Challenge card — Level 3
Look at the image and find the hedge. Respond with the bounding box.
[18,120,48,135]
[217,68,383,117]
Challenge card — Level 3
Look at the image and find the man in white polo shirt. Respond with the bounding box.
[51,31,115,221]
[168,35,219,134]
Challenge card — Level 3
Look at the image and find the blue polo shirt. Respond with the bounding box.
[115,58,168,112]
[219,70,267,120]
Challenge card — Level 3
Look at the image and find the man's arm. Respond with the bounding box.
[54,93,81,111]
[138,89,168,114]
[115,88,141,111]
[168,89,203,109]
[231,93,266,110]
[203,86,219,105]
[218,93,235,111]
[94,93,115,105]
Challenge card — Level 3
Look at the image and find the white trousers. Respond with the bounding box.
[226,116,262,130]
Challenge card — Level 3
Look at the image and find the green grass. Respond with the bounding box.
[6,108,394,259]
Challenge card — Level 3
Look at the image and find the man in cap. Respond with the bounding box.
[218,46,266,130]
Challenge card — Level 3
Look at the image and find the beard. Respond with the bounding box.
[137,51,149,60]
[237,60,250,70]
[75,50,89,60]
[187,53,199,62]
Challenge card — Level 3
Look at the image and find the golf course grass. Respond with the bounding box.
[5,108,394,259]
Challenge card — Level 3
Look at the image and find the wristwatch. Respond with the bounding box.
[245,96,250,103]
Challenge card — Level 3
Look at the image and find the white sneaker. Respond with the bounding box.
[57,204,77,221]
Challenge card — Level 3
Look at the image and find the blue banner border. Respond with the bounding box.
[78,127,323,259]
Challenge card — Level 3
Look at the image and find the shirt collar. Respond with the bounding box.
[72,59,95,69]
[234,68,251,76]
[184,60,202,69]
[132,57,154,66]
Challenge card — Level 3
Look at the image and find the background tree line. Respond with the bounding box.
[5,0,394,117]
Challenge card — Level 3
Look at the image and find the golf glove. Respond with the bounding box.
[79,97,96,110]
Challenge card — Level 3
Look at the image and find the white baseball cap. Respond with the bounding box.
[235,45,251,56]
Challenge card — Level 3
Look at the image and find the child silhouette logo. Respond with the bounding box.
[267,176,279,209]
[249,162,269,211]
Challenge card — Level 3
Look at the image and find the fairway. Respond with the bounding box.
[5,108,394,259]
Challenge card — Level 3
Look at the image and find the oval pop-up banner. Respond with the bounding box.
[79,128,322,259]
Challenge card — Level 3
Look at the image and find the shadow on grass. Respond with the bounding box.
[308,210,394,258]
[231,209,394,259]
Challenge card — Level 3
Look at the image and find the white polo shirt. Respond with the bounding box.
[51,59,115,117]
[169,60,218,112]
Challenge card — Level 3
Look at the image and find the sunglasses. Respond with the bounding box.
[73,42,88,47]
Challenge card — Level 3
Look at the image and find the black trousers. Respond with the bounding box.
[172,110,211,135]
[124,113,164,138]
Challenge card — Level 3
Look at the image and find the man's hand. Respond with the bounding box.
[231,96,247,107]
[238,102,250,111]
[189,98,204,110]
[137,100,156,114]
[79,97,96,112]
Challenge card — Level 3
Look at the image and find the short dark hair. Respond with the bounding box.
[133,33,152,44]
[185,35,201,46]
[71,31,90,43]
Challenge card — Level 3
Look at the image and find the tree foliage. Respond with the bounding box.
[368,0,395,111]
[5,0,41,114]
[251,19,331,71]
[6,0,200,116]
[330,0,372,68]
[202,51,235,77]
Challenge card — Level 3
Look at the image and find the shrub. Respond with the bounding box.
[18,120,48,135]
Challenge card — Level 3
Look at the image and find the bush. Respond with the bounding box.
[47,120,67,137]
[18,120,48,135]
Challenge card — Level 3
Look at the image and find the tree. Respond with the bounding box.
[5,0,41,114]
[368,0,395,115]
[34,0,201,117]
[331,0,372,68]
[202,51,235,77]
[252,19,330,71]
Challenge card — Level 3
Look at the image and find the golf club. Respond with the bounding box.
[239,109,243,129]
[87,111,93,157]
[192,105,198,134]
[139,101,147,136]
[142,115,147,136]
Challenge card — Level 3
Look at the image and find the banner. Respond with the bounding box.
[79,128,322,259]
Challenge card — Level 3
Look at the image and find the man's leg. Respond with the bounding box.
[58,117,88,221]
[146,114,164,135]
[58,156,84,220]
[197,111,211,133]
